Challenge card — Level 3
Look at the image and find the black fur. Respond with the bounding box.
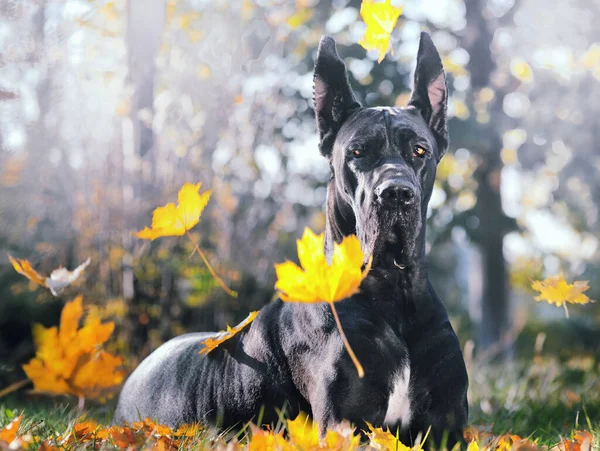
[114,32,468,448]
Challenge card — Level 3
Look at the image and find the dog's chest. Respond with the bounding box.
[383,363,412,428]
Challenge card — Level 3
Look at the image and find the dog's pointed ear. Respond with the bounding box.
[313,36,361,158]
[409,32,448,158]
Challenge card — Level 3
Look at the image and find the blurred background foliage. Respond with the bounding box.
[1,0,600,424]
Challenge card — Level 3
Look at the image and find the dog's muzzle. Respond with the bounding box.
[375,178,418,208]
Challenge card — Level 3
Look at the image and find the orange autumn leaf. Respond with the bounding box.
[135,182,211,240]
[8,254,91,296]
[358,0,404,63]
[274,228,371,304]
[58,420,99,446]
[199,311,259,355]
[22,296,125,400]
[0,416,23,446]
[531,275,592,307]
[553,431,594,451]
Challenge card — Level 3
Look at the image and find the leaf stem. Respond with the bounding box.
[0,378,30,399]
[186,232,237,298]
[329,302,364,378]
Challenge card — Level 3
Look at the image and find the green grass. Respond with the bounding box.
[1,355,599,449]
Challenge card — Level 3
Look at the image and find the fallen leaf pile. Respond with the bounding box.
[21,296,125,400]
[3,413,591,451]
[8,255,91,296]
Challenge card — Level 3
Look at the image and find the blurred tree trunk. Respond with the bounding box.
[126,0,165,159]
[463,0,518,354]
[124,0,165,353]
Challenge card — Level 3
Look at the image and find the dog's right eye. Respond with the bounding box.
[351,149,363,159]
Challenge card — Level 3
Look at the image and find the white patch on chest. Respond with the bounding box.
[383,364,412,428]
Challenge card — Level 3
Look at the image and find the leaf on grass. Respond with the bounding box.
[199,311,259,355]
[8,254,91,296]
[358,0,404,63]
[135,182,211,240]
[91,418,201,449]
[287,413,360,451]
[365,422,424,451]
[248,427,294,451]
[531,275,592,307]
[0,415,32,449]
[58,420,99,446]
[275,228,371,304]
[552,431,593,451]
[22,296,125,400]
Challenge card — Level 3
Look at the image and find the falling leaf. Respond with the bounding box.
[22,296,125,400]
[8,255,91,296]
[467,441,480,451]
[531,275,592,307]
[199,311,259,355]
[358,0,404,63]
[365,422,424,451]
[274,228,371,304]
[135,182,211,240]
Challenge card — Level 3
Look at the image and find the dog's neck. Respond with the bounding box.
[324,187,432,304]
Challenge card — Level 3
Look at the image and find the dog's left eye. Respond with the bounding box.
[414,146,427,157]
[352,149,363,159]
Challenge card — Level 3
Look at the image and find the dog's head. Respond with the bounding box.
[314,33,448,269]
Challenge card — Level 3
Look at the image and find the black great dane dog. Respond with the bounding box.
[115,32,468,447]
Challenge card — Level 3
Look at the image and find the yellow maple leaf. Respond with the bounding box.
[358,0,404,63]
[199,311,259,355]
[287,413,359,451]
[274,228,371,304]
[466,441,480,451]
[365,422,425,451]
[8,254,91,296]
[275,228,371,377]
[22,296,125,400]
[248,427,294,451]
[531,275,592,307]
[135,182,211,240]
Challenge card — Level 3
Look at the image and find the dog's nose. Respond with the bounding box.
[376,180,416,206]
